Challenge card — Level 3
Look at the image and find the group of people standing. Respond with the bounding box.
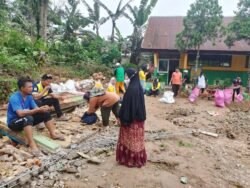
[83,65,147,168]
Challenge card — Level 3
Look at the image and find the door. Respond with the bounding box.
[158,59,169,83]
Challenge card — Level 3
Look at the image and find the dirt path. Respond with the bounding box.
[53,96,250,188]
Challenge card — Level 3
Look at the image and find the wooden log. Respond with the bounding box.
[198,130,218,138]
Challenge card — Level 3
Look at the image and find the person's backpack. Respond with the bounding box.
[81,112,97,125]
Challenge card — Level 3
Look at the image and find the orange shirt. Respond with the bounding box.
[171,72,182,85]
[87,92,120,114]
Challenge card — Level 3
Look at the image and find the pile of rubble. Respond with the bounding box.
[0,139,41,184]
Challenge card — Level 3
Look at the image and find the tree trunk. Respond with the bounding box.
[96,24,99,37]
[39,0,48,41]
[195,46,200,73]
[111,21,115,42]
[129,29,141,65]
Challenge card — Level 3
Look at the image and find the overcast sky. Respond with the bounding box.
[53,0,239,38]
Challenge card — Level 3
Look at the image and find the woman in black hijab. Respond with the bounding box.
[116,68,147,168]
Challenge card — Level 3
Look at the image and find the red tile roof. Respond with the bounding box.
[141,16,250,53]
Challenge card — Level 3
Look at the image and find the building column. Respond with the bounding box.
[153,52,159,77]
[183,53,188,70]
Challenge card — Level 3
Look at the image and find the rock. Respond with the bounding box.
[77,152,91,159]
[180,176,188,184]
[64,166,78,173]
[19,174,31,185]
[43,171,50,179]
[49,172,58,180]
[48,165,57,173]
[38,175,44,180]
[44,179,55,187]
[75,173,81,178]
[87,157,102,165]
[74,160,82,167]
[31,166,40,176]
[67,152,79,160]
[0,154,13,162]
[30,181,37,188]
[72,117,81,122]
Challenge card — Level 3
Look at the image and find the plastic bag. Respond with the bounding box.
[159,91,175,104]
[224,88,233,105]
[214,89,225,107]
[65,80,77,91]
[189,87,200,102]
[235,93,243,103]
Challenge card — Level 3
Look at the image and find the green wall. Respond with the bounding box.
[203,70,248,86]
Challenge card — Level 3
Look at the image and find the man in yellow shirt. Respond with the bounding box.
[149,78,161,97]
[32,74,69,121]
[139,65,148,93]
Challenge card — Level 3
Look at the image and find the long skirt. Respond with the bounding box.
[116,121,147,168]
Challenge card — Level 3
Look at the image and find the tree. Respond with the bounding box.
[81,0,109,37]
[175,0,223,72]
[225,0,250,91]
[124,0,158,64]
[63,0,91,40]
[225,0,250,46]
[95,0,133,42]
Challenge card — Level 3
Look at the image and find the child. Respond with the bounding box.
[107,77,116,93]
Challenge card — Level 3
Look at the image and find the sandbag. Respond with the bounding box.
[224,88,233,105]
[159,91,175,104]
[235,93,243,103]
[189,87,200,102]
[81,112,97,125]
[214,89,225,107]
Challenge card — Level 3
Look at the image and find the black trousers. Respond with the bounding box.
[36,98,63,117]
[100,102,120,126]
[149,89,159,97]
[172,84,180,97]
[232,88,240,102]
[8,112,52,131]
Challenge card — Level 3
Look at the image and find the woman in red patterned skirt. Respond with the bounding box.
[116,68,147,168]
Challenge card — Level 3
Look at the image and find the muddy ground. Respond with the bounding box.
[2,96,250,188]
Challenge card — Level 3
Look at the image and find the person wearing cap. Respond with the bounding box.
[114,62,125,95]
[32,74,69,121]
[83,90,120,127]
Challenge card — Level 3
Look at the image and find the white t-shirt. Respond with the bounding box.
[198,75,206,89]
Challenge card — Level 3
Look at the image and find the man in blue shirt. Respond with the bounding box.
[7,77,64,156]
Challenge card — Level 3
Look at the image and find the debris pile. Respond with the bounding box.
[0,140,40,183]
[92,72,106,81]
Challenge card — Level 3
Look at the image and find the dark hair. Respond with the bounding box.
[83,91,90,101]
[17,77,33,89]
[41,74,53,80]
[200,72,204,77]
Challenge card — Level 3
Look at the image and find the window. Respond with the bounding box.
[158,59,169,73]
[246,56,250,68]
[188,54,232,67]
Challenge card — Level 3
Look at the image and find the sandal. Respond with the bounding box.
[51,135,65,141]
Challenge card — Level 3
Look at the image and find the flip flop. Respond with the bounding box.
[51,135,65,141]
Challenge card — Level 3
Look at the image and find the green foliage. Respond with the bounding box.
[124,0,158,64]
[101,43,121,65]
[122,61,138,69]
[0,78,18,104]
[95,0,133,42]
[225,0,250,46]
[176,0,223,70]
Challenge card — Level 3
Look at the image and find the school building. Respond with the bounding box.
[141,17,250,86]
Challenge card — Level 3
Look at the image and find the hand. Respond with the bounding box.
[44,85,51,91]
[116,118,121,126]
[39,105,50,113]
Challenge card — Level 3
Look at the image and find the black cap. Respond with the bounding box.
[41,74,53,80]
